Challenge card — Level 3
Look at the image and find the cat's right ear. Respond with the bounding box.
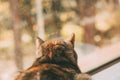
[36,37,44,48]
[67,33,75,48]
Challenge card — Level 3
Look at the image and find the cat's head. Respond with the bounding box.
[36,33,78,65]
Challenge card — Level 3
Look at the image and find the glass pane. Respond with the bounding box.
[92,62,120,80]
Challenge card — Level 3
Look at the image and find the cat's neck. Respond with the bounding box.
[31,56,81,73]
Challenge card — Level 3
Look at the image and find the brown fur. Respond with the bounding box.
[15,34,81,80]
[75,74,92,80]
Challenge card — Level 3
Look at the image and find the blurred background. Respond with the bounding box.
[0,0,120,80]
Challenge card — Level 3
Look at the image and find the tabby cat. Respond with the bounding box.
[15,33,81,80]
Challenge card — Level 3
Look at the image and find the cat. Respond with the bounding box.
[75,74,92,80]
[15,33,81,80]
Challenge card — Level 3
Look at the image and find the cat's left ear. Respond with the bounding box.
[67,33,75,48]
[36,37,44,48]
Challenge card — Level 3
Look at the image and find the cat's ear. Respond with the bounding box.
[36,37,44,48]
[68,33,75,48]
